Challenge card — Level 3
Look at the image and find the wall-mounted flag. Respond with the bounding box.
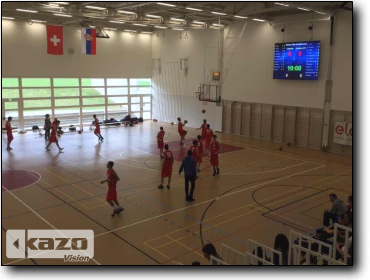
[81,28,96,55]
[47,25,63,55]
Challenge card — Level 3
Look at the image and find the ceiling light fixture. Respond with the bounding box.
[133,23,147,26]
[275,3,289,7]
[315,11,326,15]
[234,15,247,19]
[253,18,266,22]
[124,29,137,32]
[16,9,38,13]
[141,31,153,34]
[173,28,184,31]
[212,23,224,27]
[90,26,96,28]
[157,2,176,7]
[31,20,45,23]
[154,26,167,29]
[146,14,162,18]
[108,28,117,31]
[297,7,310,11]
[170,18,185,22]
[118,10,136,15]
[211,12,227,16]
[2,17,15,19]
[186,7,203,12]
[193,21,205,25]
[53,13,72,17]
[85,6,107,10]
[53,2,69,4]
[109,20,125,24]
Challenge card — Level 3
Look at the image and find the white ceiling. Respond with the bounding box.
[1,2,352,32]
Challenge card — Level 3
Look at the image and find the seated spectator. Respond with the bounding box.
[202,243,223,264]
[251,246,268,265]
[324,211,352,237]
[273,233,290,265]
[323,194,348,227]
[336,236,352,263]
[347,195,352,212]
[191,261,201,265]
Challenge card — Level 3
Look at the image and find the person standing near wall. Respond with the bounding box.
[5,116,14,151]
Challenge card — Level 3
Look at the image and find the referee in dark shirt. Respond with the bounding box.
[179,150,197,202]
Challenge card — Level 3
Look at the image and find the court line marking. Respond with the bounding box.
[1,184,101,265]
[150,174,350,249]
[1,169,42,193]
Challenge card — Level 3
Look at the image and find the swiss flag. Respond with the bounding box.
[46,25,63,55]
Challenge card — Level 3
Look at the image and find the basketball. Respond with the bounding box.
[78,130,82,134]
[171,122,174,125]
[202,109,206,113]
[58,131,64,135]
[184,120,188,124]
[279,146,283,151]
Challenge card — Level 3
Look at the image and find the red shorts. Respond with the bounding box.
[161,167,172,178]
[94,127,101,134]
[157,140,164,149]
[197,155,203,164]
[106,184,117,201]
[210,154,219,166]
[179,130,187,137]
[49,133,57,143]
[7,132,13,141]
[205,141,211,150]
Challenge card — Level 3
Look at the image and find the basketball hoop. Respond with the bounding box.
[195,92,202,100]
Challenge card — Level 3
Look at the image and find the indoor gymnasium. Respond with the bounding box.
[1,1,353,266]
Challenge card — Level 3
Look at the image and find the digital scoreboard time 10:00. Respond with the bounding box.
[273,41,320,80]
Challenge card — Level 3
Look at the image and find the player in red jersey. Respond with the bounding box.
[5,116,15,151]
[196,119,207,141]
[204,124,214,151]
[157,126,165,158]
[210,135,220,176]
[190,140,199,162]
[158,144,174,189]
[45,118,64,152]
[177,117,187,145]
[101,161,124,217]
[196,135,204,172]
[93,114,104,141]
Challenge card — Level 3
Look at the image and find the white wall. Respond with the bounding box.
[331,10,352,111]
[151,29,222,128]
[222,19,330,109]
[1,20,152,78]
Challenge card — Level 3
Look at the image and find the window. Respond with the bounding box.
[131,97,140,103]
[131,104,140,112]
[83,97,105,105]
[143,103,151,111]
[82,88,105,96]
[1,77,151,129]
[107,79,127,86]
[81,78,105,87]
[22,88,51,98]
[130,87,151,95]
[22,78,51,87]
[5,102,18,110]
[2,89,19,99]
[53,78,79,87]
[24,99,51,108]
[107,87,128,95]
[54,88,80,97]
[55,98,80,107]
[143,112,151,120]
[108,97,128,104]
[2,78,19,87]
[130,78,151,86]
[82,106,105,115]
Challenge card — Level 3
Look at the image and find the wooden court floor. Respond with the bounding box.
[1,121,352,265]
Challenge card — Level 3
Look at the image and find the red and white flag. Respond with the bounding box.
[46,25,63,55]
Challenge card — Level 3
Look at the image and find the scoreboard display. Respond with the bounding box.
[273,41,320,80]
